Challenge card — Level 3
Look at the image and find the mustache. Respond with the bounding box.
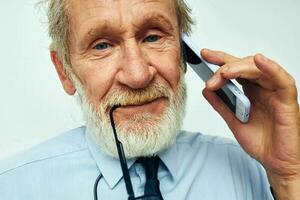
[101,82,171,109]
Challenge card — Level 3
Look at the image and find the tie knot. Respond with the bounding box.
[137,156,160,180]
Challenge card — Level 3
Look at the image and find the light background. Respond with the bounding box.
[0,0,299,160]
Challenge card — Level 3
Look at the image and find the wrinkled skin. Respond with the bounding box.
[52,0,181,124]
[50,0,300,199]
[202,50,300,199]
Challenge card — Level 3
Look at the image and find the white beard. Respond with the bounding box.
[70,72,187,159]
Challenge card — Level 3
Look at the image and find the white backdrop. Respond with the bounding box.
[0,0,299,160]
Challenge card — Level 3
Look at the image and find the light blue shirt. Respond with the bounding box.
[0,126,274,199]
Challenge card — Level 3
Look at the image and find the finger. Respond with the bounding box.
[215,59,277,90]
[206,57,264,90]
[242,83,273,109]
[205,55,260,90]
[206,67,229,90]
[202,88,240,128]
[201,49,240,66]
[254,54,298,103]
[254,54,295,90]
[220,61,261,80]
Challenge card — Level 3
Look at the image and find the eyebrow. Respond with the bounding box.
[78,12,175,48]
[77,21,126,48]
[132,12,175,33]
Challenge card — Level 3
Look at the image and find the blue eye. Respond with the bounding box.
[144,35,160,43]
[94,42,109,50]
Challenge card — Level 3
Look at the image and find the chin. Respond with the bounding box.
[94,86,186,158]
[75,73,187,158]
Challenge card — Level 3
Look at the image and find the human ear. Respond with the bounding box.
[50,51,76,95]
[180,41,187,73]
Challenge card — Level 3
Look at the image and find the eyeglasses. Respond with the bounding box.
[93,106,162,200]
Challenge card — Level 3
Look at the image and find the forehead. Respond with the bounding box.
[67,0,176,13]
[67,0,177,31]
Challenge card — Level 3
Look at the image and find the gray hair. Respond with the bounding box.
[44,0,194,73]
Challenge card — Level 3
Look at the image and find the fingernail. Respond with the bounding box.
[202,48,209,53]
[207,76,218,87]
[203,48,214,52]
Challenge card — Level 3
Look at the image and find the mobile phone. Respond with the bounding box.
[182,34,251,123]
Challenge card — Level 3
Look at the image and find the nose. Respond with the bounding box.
[116,40,156,89]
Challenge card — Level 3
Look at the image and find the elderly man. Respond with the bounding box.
[0,0,299,199]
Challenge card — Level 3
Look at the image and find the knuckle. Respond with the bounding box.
[221,63,230,68]
[243,55,254,61]
[275,64,294,84]
[289,85,298,100]
[220,63,231,72]
[288,76,296,87]
[273,62,283,73]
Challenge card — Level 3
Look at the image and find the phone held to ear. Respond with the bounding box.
[182,34,251,123]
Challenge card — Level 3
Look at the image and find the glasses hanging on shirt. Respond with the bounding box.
[93,106,163,200]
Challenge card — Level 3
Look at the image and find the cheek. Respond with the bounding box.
[149,47,181,92]
[73,59,118,105]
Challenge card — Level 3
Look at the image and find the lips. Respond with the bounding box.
[112,97,168,115]
[120,98,159,108]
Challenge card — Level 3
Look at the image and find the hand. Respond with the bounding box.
[201,49,300,199]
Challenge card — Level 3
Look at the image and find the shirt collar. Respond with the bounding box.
[158,138,179,181]
[85,128,136,189]
[85,127,179,189]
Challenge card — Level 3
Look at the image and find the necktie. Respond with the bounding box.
[138,156,164,200]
